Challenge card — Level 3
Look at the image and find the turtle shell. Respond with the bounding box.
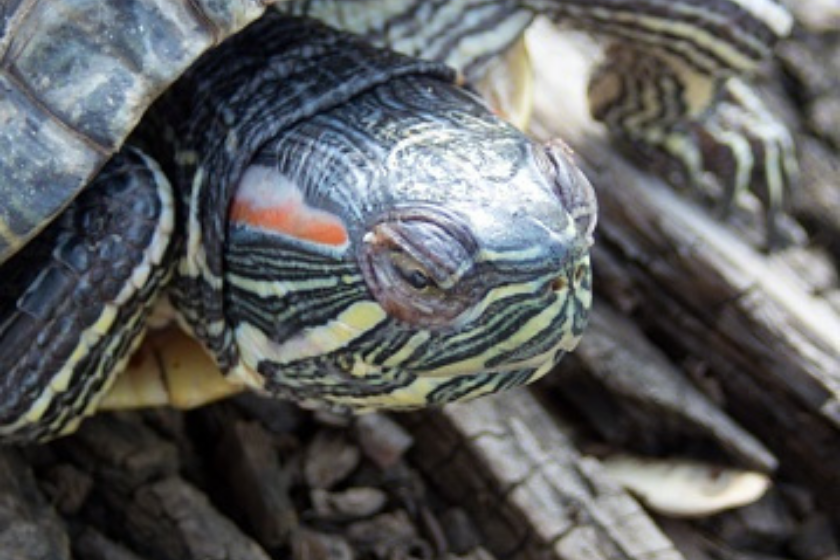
[0,0,276,263]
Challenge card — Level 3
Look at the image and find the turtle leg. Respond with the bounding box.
[0,149,174,443]
[521,0,797,247]
[587,44,798,247]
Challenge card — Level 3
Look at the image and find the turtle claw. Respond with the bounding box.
[695,78,799,249]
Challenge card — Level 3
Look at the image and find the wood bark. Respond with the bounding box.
[526,15,840,517]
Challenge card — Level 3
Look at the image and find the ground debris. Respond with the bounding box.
[304,429,362,489]
[346,510,432,559]
[74,528,150,560]
[0,449,70,560]
[292,527,355,560]
[311,487,388,519]
[355,413,414,469]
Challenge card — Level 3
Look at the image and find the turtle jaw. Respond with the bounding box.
[224,241,592,412]
[402,246,593,378]
[312,245,593,412]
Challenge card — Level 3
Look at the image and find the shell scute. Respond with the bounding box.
[0,0,273,263]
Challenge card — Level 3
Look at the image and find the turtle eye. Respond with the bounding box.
[401,267,432,291]
[359,205,479,327]
[391,253,435,291]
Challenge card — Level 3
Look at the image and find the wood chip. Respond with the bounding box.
[347,510,431,559]
[439,508,483,555]
[311,487,388,519]
[304,430,361,489]
[42,463,94,515]
[355,413,414,469]
[215,420,298,548]
[292,528,354,560]
[600,455,771,518]
[127,476,272,560]
[0,449,71,560]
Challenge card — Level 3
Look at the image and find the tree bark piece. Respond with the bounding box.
[402,390,684,560]
[0,448,71,560]
[548,303,777,472]
[50,414,272,560]
[126,476,272,560]
[213,419,298,549]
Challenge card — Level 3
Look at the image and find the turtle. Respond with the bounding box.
[0,0,794,443]
[0,4,597,443]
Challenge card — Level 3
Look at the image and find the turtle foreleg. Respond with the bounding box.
[587,45,798,247]
[523,0,798,246]
[0,149,174,443]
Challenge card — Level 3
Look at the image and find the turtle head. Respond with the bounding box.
[347,126,596,407]
[219,79,596,411]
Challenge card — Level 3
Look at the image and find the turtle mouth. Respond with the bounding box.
[393,253,592,379]
[487,255,592,369]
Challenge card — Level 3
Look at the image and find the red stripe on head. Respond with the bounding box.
[230,199,348,246]
[231,166,349,248]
